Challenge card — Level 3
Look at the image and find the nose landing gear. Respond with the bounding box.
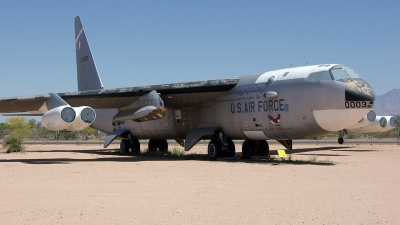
[338,129,347,145]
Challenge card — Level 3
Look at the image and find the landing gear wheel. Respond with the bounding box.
[148,139,158,152]
[227,139,236,157]
[287,140,293,149]
[159,139,168,153]
[130,138,140,154]
[338,137,344,145]
[242,140,255,159]
[120,139,129,154]
[258,140,269,156]
[208,140,221,160]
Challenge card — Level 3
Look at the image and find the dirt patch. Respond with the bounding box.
[1,143,399,224]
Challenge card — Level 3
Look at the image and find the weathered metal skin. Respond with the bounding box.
[91,68,375,142]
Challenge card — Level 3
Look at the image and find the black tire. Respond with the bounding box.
[258,140,269,156]
[159,139,168,153]
[287,140,293,149]
[130,138,140,154]
[242,140,254,159]
[338,137,344,145]
[227,139,236,157]
[120,139,129,154]
[208,140,221,160]
[148,139,158,152]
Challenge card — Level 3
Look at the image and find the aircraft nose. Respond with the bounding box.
[345,79,375,102]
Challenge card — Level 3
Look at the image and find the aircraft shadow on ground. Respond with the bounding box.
[1,145,371,165]
[273,146,353,157]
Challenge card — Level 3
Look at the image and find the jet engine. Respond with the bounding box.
[348,116,393,133]
[347,109,376,129]
[42,105,96,131]
[379,116,397,132]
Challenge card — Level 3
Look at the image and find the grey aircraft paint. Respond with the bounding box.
[1,15,386,159]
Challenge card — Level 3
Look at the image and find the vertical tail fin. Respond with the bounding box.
[74,15,103,91]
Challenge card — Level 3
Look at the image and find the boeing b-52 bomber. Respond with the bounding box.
[1,16,396,159]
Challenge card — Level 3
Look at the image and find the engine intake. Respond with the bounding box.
[42,106,96,131]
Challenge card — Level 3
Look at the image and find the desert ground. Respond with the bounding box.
[0,141,399,224]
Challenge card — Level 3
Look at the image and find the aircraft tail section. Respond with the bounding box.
[74,15,103,91]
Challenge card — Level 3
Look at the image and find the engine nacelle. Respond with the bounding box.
[348,116,387,133]
[67,106,97,131]
[347,109,376,129]
[379,116,397,132]
[349,115,397,133]
[42,106,96,131]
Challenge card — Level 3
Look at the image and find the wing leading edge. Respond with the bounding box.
[0,78,239,114]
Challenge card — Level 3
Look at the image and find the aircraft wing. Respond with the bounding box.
[0,78,239,114]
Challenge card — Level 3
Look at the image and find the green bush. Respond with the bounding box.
[3,132,25,153]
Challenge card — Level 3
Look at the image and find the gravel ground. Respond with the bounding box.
[0,142,399,224]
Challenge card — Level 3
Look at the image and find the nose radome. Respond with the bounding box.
[345,79,375,102]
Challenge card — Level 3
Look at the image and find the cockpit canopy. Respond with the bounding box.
[306,64,361,82]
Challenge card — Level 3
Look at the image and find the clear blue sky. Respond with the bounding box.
[0,0,399,99]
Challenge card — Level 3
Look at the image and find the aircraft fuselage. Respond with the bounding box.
[92,64,375,142]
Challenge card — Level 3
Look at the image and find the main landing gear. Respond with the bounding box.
[120,137,169,154]
[207,132,235,160]
[148,139,168,153]
[241,140,270,159]
[120,133,140,154]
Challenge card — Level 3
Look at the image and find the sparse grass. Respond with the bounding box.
[308,154,318,162]
[170,146,186,156]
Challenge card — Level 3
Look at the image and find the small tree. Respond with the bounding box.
[82,126,94,140]
[2,117,31,153]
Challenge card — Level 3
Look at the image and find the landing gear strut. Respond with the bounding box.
[207,131,235,160]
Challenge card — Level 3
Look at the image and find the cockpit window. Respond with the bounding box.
[330,65,350,80]
[306,71,333,82]
[330,65,361,80]
[342,65,361,78]
[320,71,333,81]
